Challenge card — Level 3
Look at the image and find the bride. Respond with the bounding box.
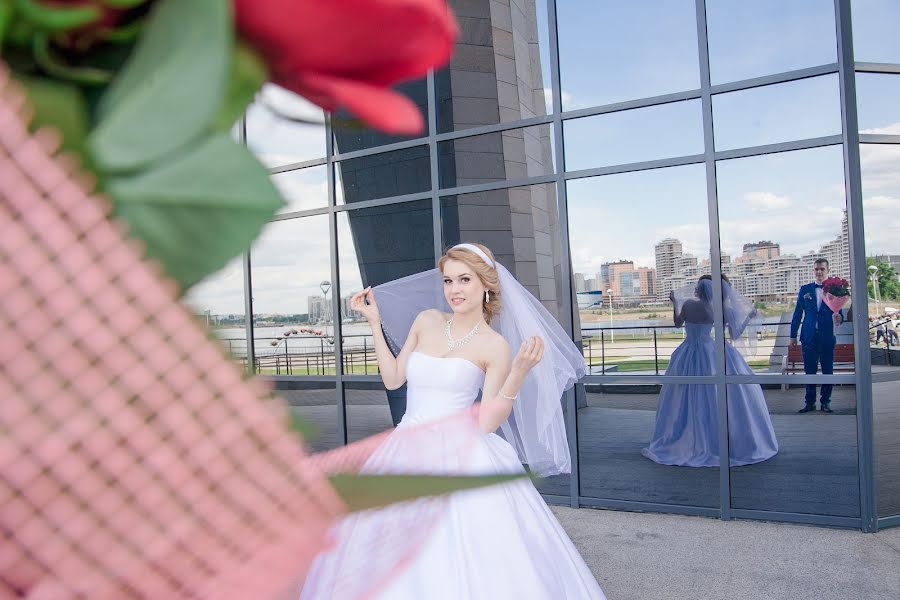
[642,275,779,467]
[300,243,606,599]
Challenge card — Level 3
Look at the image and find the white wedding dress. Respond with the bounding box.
[300,351,606,599]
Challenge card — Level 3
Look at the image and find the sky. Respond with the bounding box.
[185,0,900,316]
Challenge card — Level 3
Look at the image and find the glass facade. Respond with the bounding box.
[185,0,900,531]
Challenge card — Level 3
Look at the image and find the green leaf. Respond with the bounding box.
[0,0,13,49]
[329,473,529,514]
[90,0,229,173]
[16,74,91,164]
[212,41,266,132]
[14,0,99,31]
[32,33,113,85]
[106,133,283,290]
[102,0,149,7]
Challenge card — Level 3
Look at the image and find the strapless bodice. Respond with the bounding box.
[402,351,485,424]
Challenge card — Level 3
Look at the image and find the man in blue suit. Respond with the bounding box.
[790,258,844,413]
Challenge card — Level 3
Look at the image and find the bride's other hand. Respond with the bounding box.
[511,336,544,375]
[350,287,380,323]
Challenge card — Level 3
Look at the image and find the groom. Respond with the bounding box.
[790,258,844,414]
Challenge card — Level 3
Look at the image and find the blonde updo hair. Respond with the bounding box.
[438,243,501,323]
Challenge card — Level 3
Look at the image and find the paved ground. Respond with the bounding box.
[551,506,900,600]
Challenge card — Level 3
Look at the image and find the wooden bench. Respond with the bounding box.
[781,343,855,389]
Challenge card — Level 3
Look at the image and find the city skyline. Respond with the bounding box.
[575,209,851,304]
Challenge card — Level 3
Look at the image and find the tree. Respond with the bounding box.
[866,258,900,301]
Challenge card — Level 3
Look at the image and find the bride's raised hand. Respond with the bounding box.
[350,287,380,323]
[511,336,544,376]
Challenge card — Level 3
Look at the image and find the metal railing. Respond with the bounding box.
[211,320,893,376]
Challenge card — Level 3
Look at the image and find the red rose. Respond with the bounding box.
[234,0,457,134]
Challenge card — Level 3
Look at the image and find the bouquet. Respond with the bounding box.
[1,2,525,598]
[821,276,851,313]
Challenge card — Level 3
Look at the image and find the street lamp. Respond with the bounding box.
[869,264,880,319]
[606,288,614,343]
[319,280,332,335]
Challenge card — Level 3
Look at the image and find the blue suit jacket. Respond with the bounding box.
[790,282,844,345]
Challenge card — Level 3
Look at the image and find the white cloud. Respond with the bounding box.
[860,122,900,136]
[744,191,791,211]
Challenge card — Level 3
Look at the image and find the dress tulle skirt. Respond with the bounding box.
[300,416,606,600]
[642,333,779,467]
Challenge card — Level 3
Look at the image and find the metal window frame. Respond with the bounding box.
[227,0,900,530]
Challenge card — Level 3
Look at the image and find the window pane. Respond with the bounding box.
[333,78,429,153]
[557,0,699,109]
[278,382,340,453]
[875,381,900,517]
[579,383,720,507]
[712,75,842,150]
[856,73,900,134]
[438,125,554,189]
[729,386,859,518]
[346,382,400,443]
[337,200,435,378]
[184,256,247,367]
[567,164,713,375]
[563,101,703,171]
[437,0,552,133]
[861,142,900,517]
[440,183,571,494]
[716,146,854,372]
[272,166,327,214]
[249,215,335,375]
[706,0,836,84]
[852,0,900,64]
[441,183,567,321]
[861,142,900,331]
[335,146,431,205]
[246,83,326,167]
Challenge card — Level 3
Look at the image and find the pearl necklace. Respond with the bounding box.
[446,317,479,350]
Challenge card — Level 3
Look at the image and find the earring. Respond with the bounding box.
[485,290,490,303]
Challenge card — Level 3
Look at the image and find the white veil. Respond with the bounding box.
[372,244,584,476]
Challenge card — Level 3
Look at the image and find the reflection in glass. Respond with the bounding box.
[566,164,711,375]
[579,384,719,507]
[557,0,699,109]
[245,83,326,167]
[712,75,842,151]
[346,382,396,443]
[333,78,428,152]
[860,143,900,364]
[438,125,554,189]
[272,165,327,214]
[729,385,859,517]
[184,256,247,366]
[643,277,778,467]
[337,200,434,406]
[249,215,334,375]
[716,146,854,373]
[437,0,551,133]
[852,0,900,64]
[563,101,703,171]
[277,382,340,453]
[335,145,430,204]
[705,0,836,84]
[874,381,900,517]
[856,74,900,134]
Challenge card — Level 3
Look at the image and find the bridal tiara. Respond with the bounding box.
[452,243,495,269]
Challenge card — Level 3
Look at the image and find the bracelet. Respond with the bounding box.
[499,391,518,401]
